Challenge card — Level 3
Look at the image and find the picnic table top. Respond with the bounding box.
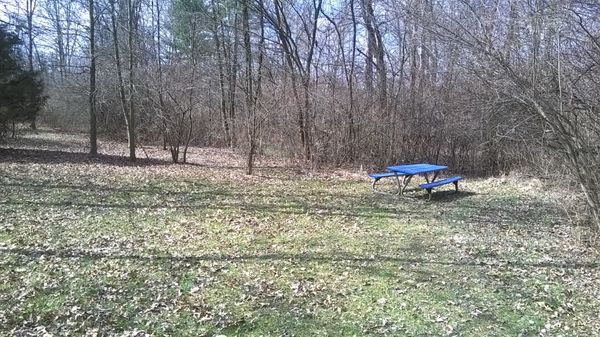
[386,163,448,175]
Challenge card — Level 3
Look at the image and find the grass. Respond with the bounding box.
[1,130,599,336]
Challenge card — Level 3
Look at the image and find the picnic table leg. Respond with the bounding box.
[372,176,403,195]
[371,178,379,193]
[426,188,432,201]
[394,173,402,195]
[423,171,439,184]
[401,175,413,196]
[453,180,459,193]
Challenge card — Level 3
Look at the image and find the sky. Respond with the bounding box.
[1,0,27,27]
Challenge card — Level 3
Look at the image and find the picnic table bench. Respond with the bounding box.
[420,176,462,200]
[368,163,463,200]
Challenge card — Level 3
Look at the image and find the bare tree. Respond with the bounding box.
[127,0,136,161]
[26,0,37,129]
[109,0,135,161]
[89,0,97,155]
[264,0,323,161]
[242,0,265,175]
[211,0,232,147]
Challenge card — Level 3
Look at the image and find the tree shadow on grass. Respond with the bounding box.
[0,199,409,220]
[0,179,231,196]
[0,180,374,202]
[0,172,411,220]
[427,190,477,202]
[1,247,598,270]
[438,199,566,229]
[3,134,85,150]
[393,190,477,202]
[0,148,171,166]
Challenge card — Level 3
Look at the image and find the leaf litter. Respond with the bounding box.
[0,130,599,336]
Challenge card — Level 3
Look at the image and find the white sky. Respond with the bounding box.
[1,0,27,26]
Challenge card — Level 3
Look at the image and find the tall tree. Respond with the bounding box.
[242,0,265,175]
[266,0,323,161]
[155,0,167,151]
[88,0,97,155]
[25,0,37,129]
[211,0,232,147]
[127,0,136,161]
[109,0,135,161]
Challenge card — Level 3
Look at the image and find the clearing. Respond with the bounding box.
[1,130,599,336]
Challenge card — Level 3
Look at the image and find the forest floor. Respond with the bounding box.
[1,129,599,336]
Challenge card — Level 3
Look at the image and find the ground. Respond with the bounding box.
[1,129,599,337]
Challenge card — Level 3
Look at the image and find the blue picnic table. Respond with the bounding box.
[387,163,448,196]
[369,162,461,198]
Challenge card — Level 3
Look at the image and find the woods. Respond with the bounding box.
[1,0,599,226]
[3,1,600,334]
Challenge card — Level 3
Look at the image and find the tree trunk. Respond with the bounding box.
[50,0,65,80]
[155,0,167,151]
[242,0,254,175]
[348,0,357,161]
[212,0,231,147]
[89,0,97,155]
[229,13,240,147]
[183,112,192,163]
[109,0,131,158]
[363,0,374,109]
[27,0,37,130]
[127,0,136,161]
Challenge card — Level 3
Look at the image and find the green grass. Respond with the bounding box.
[1,132,599,336]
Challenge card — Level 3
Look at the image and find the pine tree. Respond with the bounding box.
[0,26,46,138]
